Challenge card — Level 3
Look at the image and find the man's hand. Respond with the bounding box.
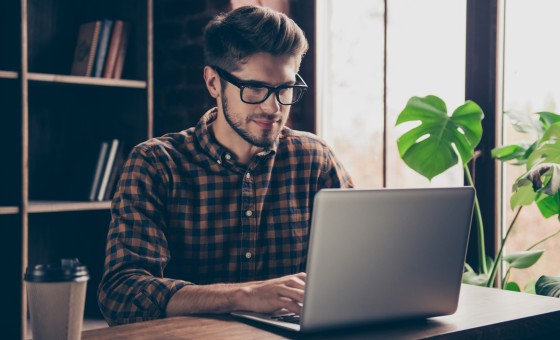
[166,272,306,316]
[235,272,306,315]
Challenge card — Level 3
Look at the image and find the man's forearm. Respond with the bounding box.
[165,273,306,317]
[165,282,250,316]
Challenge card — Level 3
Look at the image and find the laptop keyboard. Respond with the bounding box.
[270,314,301,324]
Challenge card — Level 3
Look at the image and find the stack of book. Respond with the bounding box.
[89,139,126,202]
[71,19,130,79]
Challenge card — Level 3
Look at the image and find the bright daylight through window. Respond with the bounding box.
[317,0,560,290]
[501,0,560,290]
[317,0,466,188]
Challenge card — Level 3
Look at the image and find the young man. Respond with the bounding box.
[98,5,353,326]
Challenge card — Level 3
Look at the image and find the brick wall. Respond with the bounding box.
[154,0,230,136]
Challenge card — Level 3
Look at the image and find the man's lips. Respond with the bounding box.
[252,119,278,129]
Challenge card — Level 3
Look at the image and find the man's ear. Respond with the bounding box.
[204,66,221,99]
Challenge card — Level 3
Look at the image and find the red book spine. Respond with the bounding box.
[103,20,124,78]
[112,22,130,79]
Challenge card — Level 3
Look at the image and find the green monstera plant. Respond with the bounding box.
[396,96,560,296]
[395,95,489,276]
[492,110,560,296]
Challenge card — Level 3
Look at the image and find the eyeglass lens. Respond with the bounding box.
[241,86,305,105]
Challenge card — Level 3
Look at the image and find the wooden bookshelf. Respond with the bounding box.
[28,72,146,88]
[0,206,20,215]
[0,0,23,337]
[1,1,153,338]
[0,70,18,79]
[28,201,111,213]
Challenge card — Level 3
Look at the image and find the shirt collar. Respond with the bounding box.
[195,108,280,164]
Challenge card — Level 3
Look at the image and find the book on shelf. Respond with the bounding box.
[97,139,119,201]
[71,19,130,79]
[70,21,102,76]
[92,19,114,78]
[88,139,126,202]
[103,142,126,201]
[112,21,130,79]
[88,141,109,201]
[103,20,124,78]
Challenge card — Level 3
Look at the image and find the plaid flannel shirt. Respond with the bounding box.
[98,108,353,325]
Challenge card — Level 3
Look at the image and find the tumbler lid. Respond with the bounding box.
[24,258,89,283]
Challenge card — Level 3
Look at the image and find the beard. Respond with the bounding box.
[221,94,284,148]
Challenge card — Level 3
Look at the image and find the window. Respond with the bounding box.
[500,0,560,288]
[318,0,559,288]
[317,0,467,188]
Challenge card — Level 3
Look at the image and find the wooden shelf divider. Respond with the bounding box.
[28,201,111,213]
[28,73,146,88]
[0,206,19,215]
[0,70,18,79]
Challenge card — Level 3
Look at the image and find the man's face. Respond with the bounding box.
[218,53,298,148]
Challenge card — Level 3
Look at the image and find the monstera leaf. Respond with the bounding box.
[539,111,560,130]
[535,192,560,218]
[504,282,521,292]
[510,122,560,218]
[462,261,491,286]
[505,109,544,135]
[491,142,534,164]
[536,275,560,297]
[511,165,560,218]
[527,122,560,169]
[396,95,484,180]
[462,271,488,286]
[503,250,544,269]
[524,280,537,294]
[492,111,560,165]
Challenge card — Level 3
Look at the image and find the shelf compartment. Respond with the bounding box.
[0,79,21,206]
[29,201,111,213]
[28,72,146,88]
[27,0,148,81]
[28,83,148,201]
[0,1,20,72]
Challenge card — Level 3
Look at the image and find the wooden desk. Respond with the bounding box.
[82,284,560,339]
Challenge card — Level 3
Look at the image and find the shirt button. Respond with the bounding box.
[245,210,253,217]
[245,251,252,259]
[217,159,222,165]
[246,172,251,179]
[224,153,232,160]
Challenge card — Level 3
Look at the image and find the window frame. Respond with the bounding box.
[464,0,500,273]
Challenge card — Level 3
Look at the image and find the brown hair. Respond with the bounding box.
[203,6,308,72]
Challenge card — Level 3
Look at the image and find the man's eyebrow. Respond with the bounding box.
[240,78,297,87]
[239,79,270,87]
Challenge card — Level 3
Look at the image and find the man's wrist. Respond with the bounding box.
[166,281,258,315]
[229,283,250,311]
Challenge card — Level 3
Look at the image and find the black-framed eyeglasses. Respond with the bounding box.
[212,66,308,105]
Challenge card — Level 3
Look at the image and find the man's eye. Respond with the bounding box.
[245,85,266,91]
[244,86,267,94]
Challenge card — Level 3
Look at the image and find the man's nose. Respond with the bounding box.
[259,91,281,113]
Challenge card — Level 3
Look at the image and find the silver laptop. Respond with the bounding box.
[232,187,475,333]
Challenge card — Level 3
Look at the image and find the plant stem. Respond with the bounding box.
[500,229,560,291]
[486,206,523,288]
[464,165,488,274]
[502,268,512,289]
[527,229,560,250]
